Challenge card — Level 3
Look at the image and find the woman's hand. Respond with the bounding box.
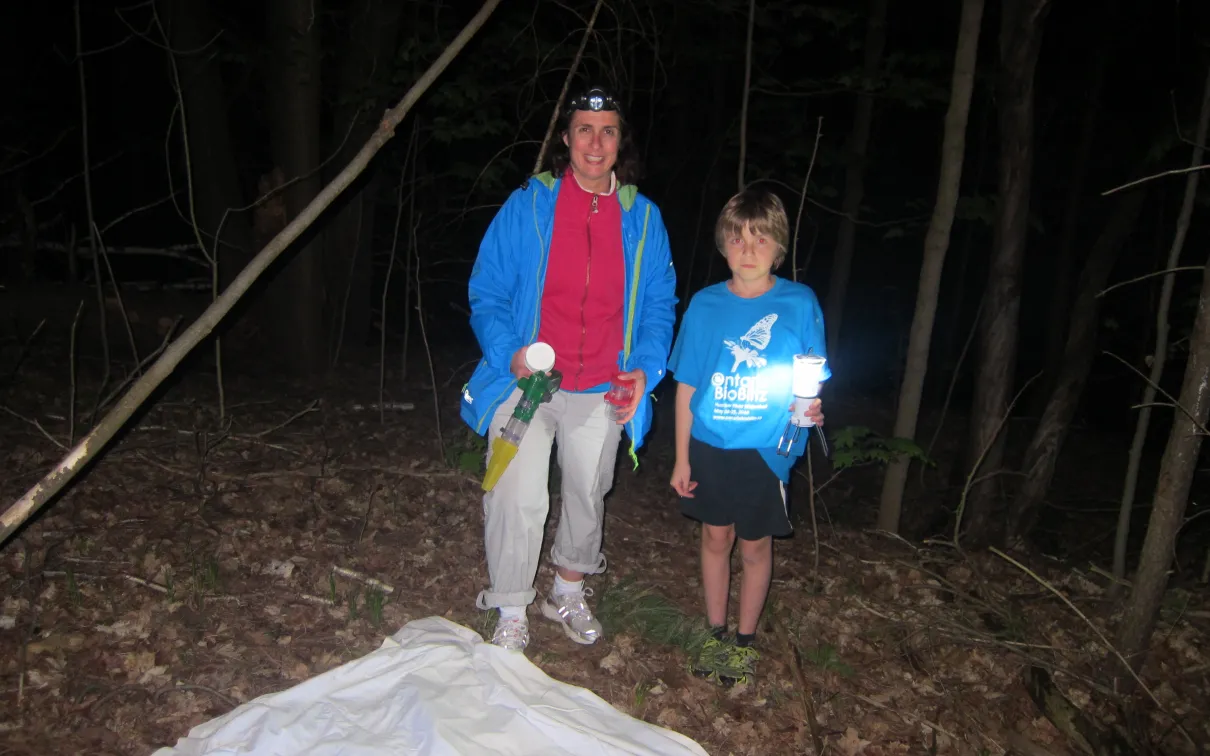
[670,459,697,498]
[614,368,646,424]
[510,346,533,379]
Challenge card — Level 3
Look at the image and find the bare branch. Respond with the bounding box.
[532,0,605,173]
[1101,164,1210,196]
[1097,265,1204,298]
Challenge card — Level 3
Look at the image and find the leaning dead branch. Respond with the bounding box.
[0,0,505,547]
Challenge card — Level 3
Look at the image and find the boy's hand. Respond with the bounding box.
[614,368,646,425]
[789,398,825,426]
[510,346,533,379]
[670,459,697,498]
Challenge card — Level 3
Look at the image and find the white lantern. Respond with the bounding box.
[776,353,828,456]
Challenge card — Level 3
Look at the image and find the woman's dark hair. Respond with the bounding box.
[544,87,644,186]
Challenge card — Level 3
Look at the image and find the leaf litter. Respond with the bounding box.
[0,351,1205,755]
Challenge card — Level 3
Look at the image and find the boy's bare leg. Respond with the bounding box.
[737,536,773,635]
[701,523,736,627]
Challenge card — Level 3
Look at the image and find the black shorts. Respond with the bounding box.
[680,437,791,540]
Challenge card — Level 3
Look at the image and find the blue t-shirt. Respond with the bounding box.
[667,277,829,482]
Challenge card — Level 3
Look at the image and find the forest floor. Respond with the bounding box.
[1,345,1208,756]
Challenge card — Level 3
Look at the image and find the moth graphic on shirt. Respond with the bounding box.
[723,313,778,372]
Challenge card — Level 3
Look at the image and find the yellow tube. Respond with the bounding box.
[481,437,520,492]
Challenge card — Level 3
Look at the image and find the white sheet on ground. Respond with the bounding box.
[152,616,709,756]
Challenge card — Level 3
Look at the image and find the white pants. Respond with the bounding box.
[475,389,623,610]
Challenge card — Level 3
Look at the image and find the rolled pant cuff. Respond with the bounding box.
[550,549,607,576]
[476,588,537,610]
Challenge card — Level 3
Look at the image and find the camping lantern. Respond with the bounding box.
[776,353,828,457]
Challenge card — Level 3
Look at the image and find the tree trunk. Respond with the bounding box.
[1113,65,1210,590]
[823,0,889,364]
[1006,186,1147,543]
[736,0,756,191]
[1116,252,1210,669]
[265,0,327,376]
[157,0,253,289]
[324,0,405,365]
[962,0,1050,547]
[876,0,984,534]
[1035,2,1116,410]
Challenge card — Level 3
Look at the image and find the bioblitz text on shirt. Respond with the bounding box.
[710,372,771,419]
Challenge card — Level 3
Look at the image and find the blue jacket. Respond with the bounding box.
[460,171,678,465]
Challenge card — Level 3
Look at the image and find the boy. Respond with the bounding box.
[667,189,828,686]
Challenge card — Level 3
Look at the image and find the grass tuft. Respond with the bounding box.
[595,578,713,654]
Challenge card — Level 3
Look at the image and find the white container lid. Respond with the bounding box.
[524,342,556,372]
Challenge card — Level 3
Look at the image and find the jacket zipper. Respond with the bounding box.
[576,193,599,389]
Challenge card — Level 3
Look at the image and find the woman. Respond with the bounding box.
[460,86,677,651]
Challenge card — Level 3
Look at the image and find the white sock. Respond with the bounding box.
[553,575,583,596]
[498,605,526,622]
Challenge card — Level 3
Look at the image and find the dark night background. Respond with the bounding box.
[2,0,1210,751]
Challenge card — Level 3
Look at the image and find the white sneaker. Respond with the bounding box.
[541,588,603,645]
[491,616,529,652]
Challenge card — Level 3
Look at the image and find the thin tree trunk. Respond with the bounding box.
[0,0,504,547]
[877,0,985,534]
[737,0,756,191]
[824,0,889,362]
[265,0,326,376]
[1116,251,1210,669]
[1113,65,1210,589]
[962,0,1050,547]
[1036,2,1116,407]
[1007,187,1147,543]
[324,0,405,364]
[157,0,253,290]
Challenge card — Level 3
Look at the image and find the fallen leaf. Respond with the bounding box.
[599,650,624,674]
[836,727,871,756]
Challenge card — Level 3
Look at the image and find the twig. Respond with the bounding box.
[154,682,237,709]
[97,317,181,412]
[156,5,224,421]
[923,298,984,486]
[69,301,83,444]
[532,0,604,173]
[1098,265,1204,298]
[380,130,411,423]
[988,548,1169,715]
[76,0,110,424]
[953,372,1040,545]
[769,612,826,754]
[349,402,415,412]
[93,221,142,375]
[401,118,419,382]
[331,566,395,595]
[297,593,336,607]
[1101,163,1210,196]
[0,318,45,386]
[790,117,824,281]
[737,0,756,190]
[806,442,821,586]
[123,574,168,594]
[0,407,67,450]
[853,693,961,743]
[413,211,444,460]
[1104,351,1210,436]
[357,487,378,543]
[250,400,320,438]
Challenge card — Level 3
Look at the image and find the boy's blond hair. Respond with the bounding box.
[714,189,790,268]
